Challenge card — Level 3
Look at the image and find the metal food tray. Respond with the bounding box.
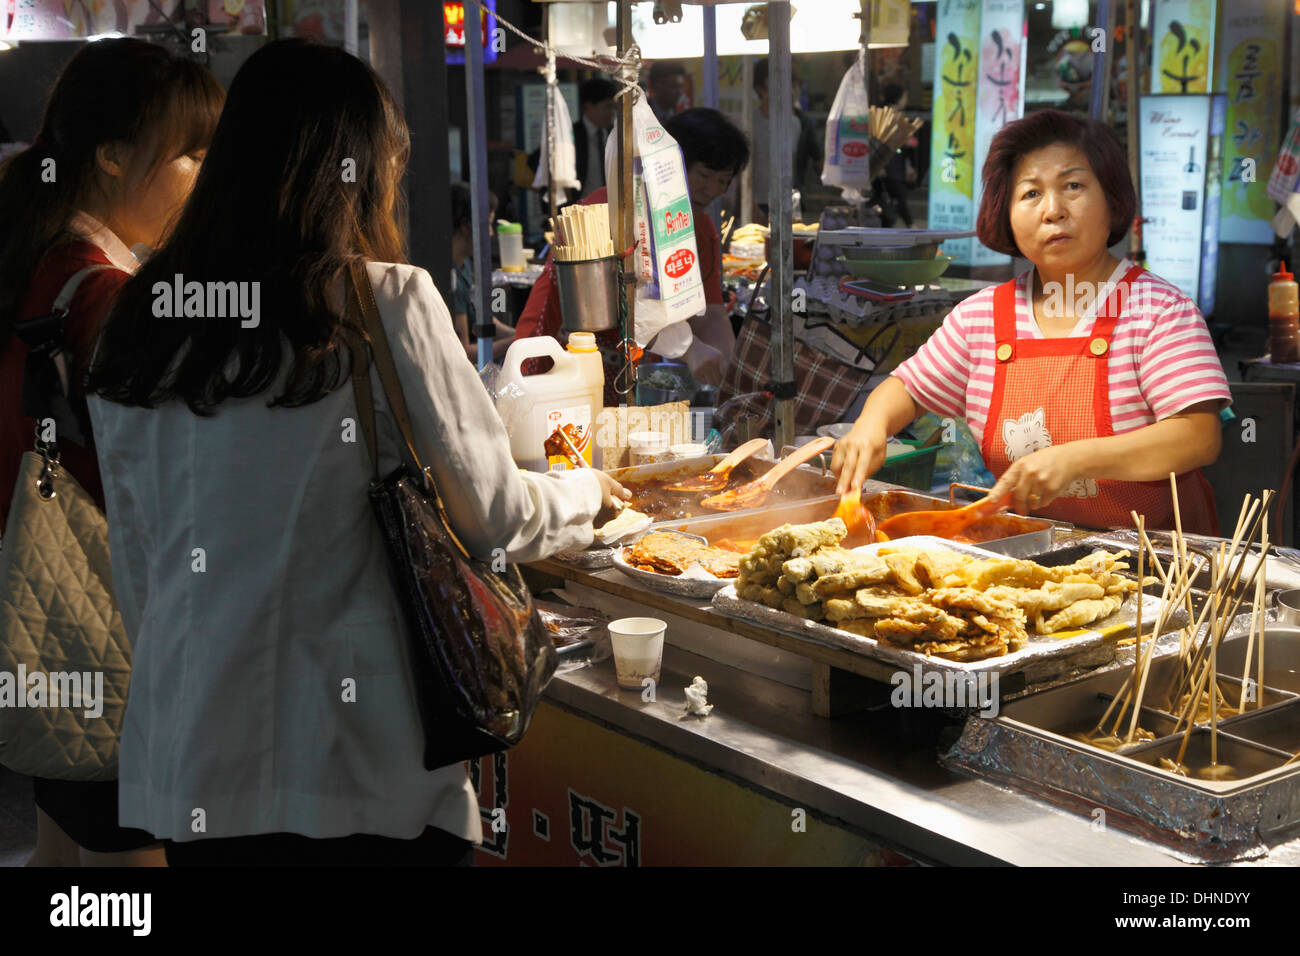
[657,486,1056,558]
[553,455,839,569]
[711,536,1148,680]
[943,626,1300,862]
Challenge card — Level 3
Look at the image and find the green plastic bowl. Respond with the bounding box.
[838,252,953,285]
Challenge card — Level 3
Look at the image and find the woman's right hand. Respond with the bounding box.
[831,419,889,496]
[593,469,632,527]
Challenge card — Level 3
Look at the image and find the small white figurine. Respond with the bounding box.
[684,675,713,716]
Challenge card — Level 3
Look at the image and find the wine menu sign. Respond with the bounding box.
[1139,94,1226,314]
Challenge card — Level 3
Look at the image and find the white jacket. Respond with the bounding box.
[88,262,601,843]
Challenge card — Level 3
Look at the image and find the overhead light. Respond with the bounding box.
[1051,0,1090,29]
[1034,2,1046,9]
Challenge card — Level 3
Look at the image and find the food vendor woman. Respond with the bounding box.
[832,110,1229,534]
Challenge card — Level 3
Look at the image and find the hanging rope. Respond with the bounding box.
[460,0,642,103]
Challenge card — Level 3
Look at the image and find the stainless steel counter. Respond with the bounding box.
[547,641,1194,866]
[534,525,1300,866]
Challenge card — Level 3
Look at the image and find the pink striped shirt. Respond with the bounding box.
[893,259,1231,447]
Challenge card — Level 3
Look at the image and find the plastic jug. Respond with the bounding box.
[500,335,604,472]
[498,221,527,272]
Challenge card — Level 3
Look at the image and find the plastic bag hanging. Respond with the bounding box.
[533,57,580,194]
[821,47,874,202]
[604,94,706,353]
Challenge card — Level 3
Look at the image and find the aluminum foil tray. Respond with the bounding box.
[710,536,1150,680]
[943,627,1300,862]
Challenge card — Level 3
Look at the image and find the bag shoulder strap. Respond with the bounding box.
[346,262,424,476]
[54,264,114,314]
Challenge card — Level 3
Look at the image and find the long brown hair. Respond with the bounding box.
[87,39,410,413]
[0,38,222,331]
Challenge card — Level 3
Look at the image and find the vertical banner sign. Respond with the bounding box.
[1217,0,1286,244]
[929,0,981,264]
[971,0,1025,266]
[1140,94,1215,307]
[1150,0,1217,94]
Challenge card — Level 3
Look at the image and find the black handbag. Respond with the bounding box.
[345,262,557,771]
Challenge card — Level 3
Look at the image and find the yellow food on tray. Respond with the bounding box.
[734,522,1139,661]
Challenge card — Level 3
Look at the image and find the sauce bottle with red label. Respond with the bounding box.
[1270,262,1300,365]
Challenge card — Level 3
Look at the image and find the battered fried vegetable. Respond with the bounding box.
[1037,593,1124,633]
[733,523,1134,660]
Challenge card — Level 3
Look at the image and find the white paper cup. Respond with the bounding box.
[608,617,666,690]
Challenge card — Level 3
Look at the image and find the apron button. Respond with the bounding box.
[1089,337,1108,356]
[996,343,1013,361]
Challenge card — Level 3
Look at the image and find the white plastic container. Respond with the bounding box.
[629,430,671,466]
[608,617,666,690]
[500,336,604,472]
[669,442,708,461]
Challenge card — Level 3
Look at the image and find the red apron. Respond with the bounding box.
[979,266,1218,535]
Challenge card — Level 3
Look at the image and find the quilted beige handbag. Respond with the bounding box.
[0,453,131,780]
[0,265,130,780]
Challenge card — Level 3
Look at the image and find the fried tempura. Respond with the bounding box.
[732,523,1134,661]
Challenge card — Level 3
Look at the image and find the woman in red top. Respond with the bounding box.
[0,39,222,865]
[513,107,747,394]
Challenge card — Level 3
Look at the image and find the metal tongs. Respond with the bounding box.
[549,426,625,512]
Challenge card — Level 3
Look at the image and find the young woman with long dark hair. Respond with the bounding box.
[85,39,627,866]
[0,38,223,866]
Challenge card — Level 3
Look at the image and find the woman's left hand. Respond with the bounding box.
[988,442,1086,514]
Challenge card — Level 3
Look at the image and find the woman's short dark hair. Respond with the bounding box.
[976,109,1135,258]
[665,107,749,175]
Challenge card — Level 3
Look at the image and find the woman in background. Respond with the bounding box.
[0,38,222,866]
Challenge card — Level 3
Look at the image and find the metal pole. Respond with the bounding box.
[344,0,358,57]
[702,5,719,109]
[702,3,721,227]
[545,9,558,224]
[769,2,795,451]
[1089,0,1116,121]
[466,0,494,370]
[1125,0,1142,264]
[617,0,636,389]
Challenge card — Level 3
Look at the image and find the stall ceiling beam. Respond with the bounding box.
[768,1,794,451]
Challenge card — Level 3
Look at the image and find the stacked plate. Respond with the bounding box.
[837,241,952,285]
